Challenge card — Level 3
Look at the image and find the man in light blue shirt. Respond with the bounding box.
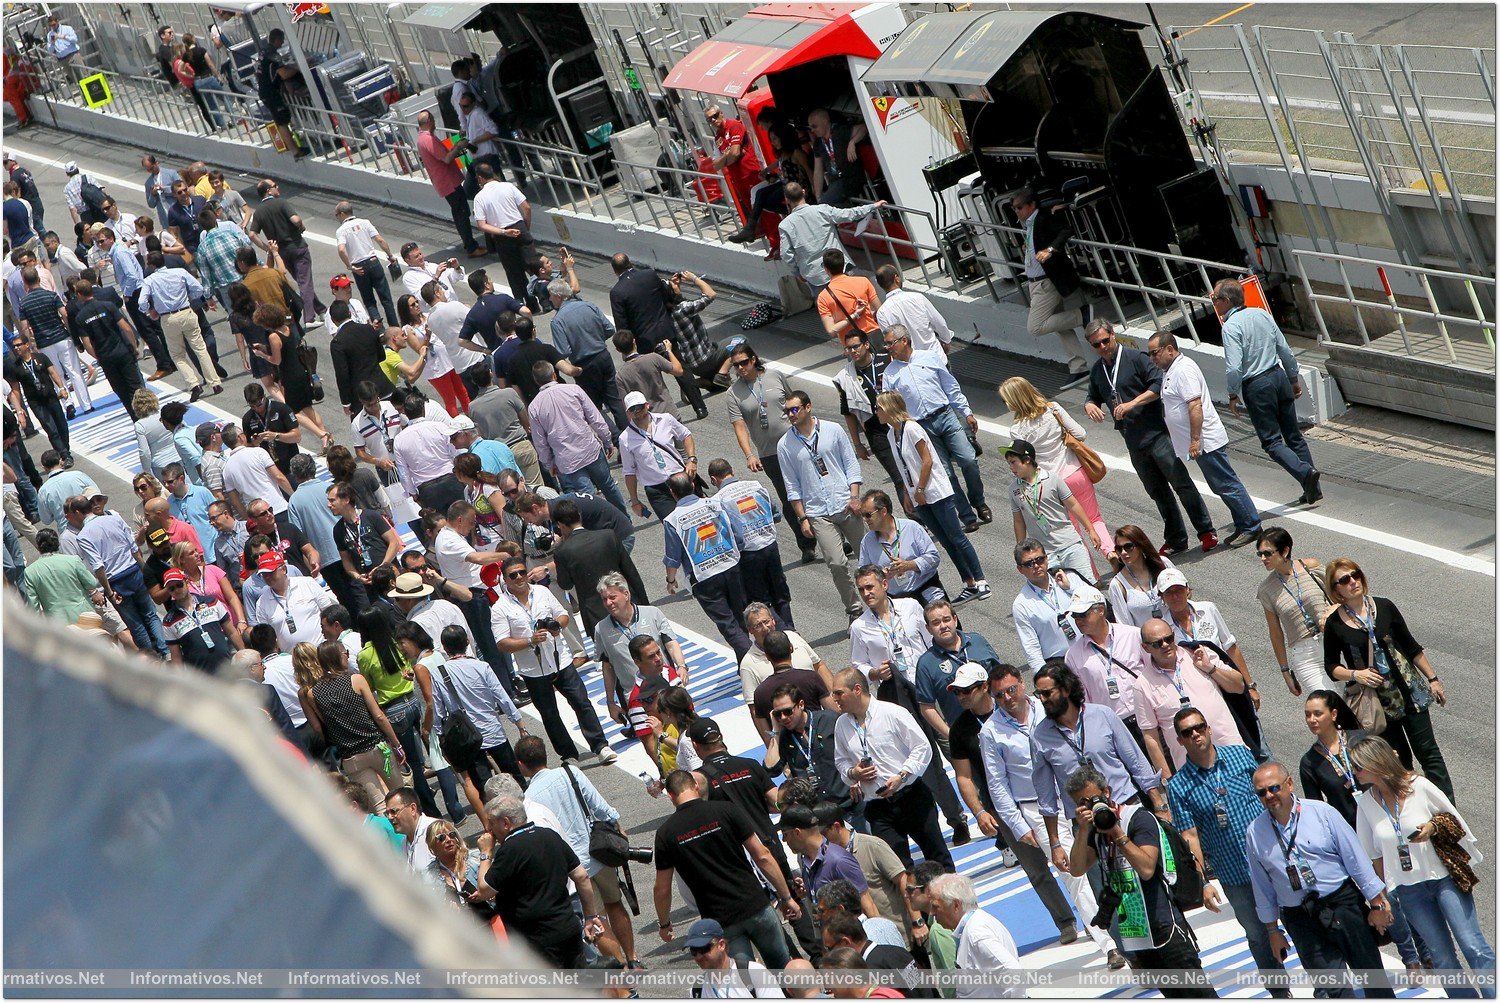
[856,488,941,604]
[1009,539,1081,671]
[776,182,886,294]
[45,15,80,80]
[883,326,987,530]
[447,416,521,480]
[775,391,864,618]
[35,452,97,528]
[284,453,361,611]
[547,281,627,439]
[431,625,525,761]
[164,462,216,549]
[1215,279,1321,503]
[141,250,220,398]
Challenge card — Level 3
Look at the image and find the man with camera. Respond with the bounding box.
[492,555,613,765]
[1244,762,1396,998]
[1066,763,1216,997]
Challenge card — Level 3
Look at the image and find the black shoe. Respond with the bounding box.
[1079,300,1093,329]
[1058,923,1079,945]
[800,549,819,565]
[65,403,76,420]
[726,223,757,244]
[1225,528,1259,548]
[963,521,980,534]
[694,408,709,421]
[512,691,533,708]
[63,453,74,469]
[1300,469,1323,504]
[189,385,204,403]
[215,365,230,380]
[950,820,971,846]
[976,504,993,525]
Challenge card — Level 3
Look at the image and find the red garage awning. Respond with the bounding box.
[664,4,883,99]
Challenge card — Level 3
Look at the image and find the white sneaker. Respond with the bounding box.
[596,746,619,765]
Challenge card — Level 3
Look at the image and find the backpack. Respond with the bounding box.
[1149,809,1205,913]
[434,664,485,772]
[79,175,108,215]
[740,301,779,330]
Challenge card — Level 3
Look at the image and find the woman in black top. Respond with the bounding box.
[1322,557,1452,800]
[251,302,332,452]
[295,640,405,805]
[1298,690,1366,823]
[228,281,274,386]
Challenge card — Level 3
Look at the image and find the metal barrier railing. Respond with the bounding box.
[1292,248,1497,365]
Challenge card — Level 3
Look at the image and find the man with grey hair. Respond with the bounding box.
[472,793,606,967]
[592,572,684,726]
[927,873,1021,996]
[224,647,298,743]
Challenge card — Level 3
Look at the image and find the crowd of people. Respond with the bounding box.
[1,134,1490,1001]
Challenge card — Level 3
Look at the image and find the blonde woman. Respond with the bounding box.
[131,472,165,544]
[1000,376,1112,570]
[296,639,405,805]
[132,389,179,479]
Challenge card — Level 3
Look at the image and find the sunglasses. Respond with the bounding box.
[1177,722,1208,738]
[134,483,152,493]
[1070,605,1102,619]
[1018,556,1046,569]
[1147,347,1165,357]
[995,683,1022,699]
[732,357,755,367]
[688,944,715,956]
[1334,571,1364,588]
[782,405,802,416]
[860,510,880,521]
[1088,336,1114,348]
[434,831,459,842]
[505,570,528,580]
[1254,784,1283,798]
[1034,687,1058,699]
[1116,541,1137,551]
[952,682,983,696]
[1144,636,1176,650]
[771,707,798,718]
[1256,549,1278,558]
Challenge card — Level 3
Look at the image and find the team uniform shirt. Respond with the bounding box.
[1065,623,1148,721]
[1159,354,1229,460]
[1008,469,1083,555]
[848,598,927,689]
[619,413,691,489]
[1012,572,1081,671]
[979,695,1049,840]
[662,495,739,585]
[491,587,572,678]
[713,477,779,553]
[653,799,771,926]
[335,216,385,266]
[626,666,682,739]
[253,577,334,651]
[161,594,233,670]
[858,518,940,601]
[832,699,932,802]
[1166,599,1239,652]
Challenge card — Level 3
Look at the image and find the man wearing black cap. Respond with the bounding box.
[692,717,821,962]
[1004,437,1100,580]
[685,918,786,999]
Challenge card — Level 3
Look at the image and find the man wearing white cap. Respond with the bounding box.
[447,414,521,481]
[1063,582,1151,756]
[618,391,695,520]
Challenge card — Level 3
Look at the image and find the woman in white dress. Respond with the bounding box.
[1000,376,1111,574]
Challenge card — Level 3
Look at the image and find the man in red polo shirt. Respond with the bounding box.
[706,105,763,224]
[415,109,483,258]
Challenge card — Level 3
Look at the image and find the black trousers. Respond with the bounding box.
[1279,881,1395,998]
[739,542,794,630]
[877,676,968,832]
[997,821,1078,932]
[1128,431,1215,548]
[638,337,707,417]
[489,230,537,312]
[759,451,818,556]
[443,187,479,254]
[29,395,68,457]
[522,663,608,761]
[1128,922,1218,998]
[469,740,524,789]
[865,780,953,871]
[127,290,173,373]
[321,562,368,614]
[574,352,628,442]
[692,569,753,659]
[96,350,146,420]
[1382,706,1453,801]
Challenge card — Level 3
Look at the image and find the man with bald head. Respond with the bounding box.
[807,107,868,207]
[144,494,202,550]
[1244,761,1395,997]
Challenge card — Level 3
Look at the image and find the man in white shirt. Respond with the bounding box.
[470,163,533,306]
[421,280,488,385]
[830,667,952,871]
[333,201,398,326]
[875,265,952,355]
[1010,538,1082,672]
[1063,584,1150,757]
[400,241,465,302]
[221,424,292,517]
[385,786,443,873]
[251,551,333,651]
[928,873,1021,998]
[687,919,785,999]
[1149,330,1260,547]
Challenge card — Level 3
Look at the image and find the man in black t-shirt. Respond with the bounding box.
[475,794,605,967]
[1067,763,1210,994]
[822,912,934,997]
[328,481,399,579]
[750,631,831,730]
[502,316,563,402]
[242,382,300,476]
[69,280,146,420]
[653,769,801,969]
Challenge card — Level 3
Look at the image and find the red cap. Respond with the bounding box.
[162,568,188,585]
[257,551,286,573]
[329,274,353,290]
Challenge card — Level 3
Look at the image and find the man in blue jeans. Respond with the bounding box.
[1166,708,1291,998]
[882,325,990,531]
[77,504,168,657]
[528,361,631,515]
[1151,331,1261,548]
[653,769,802,969]
[1215,279,1323,506]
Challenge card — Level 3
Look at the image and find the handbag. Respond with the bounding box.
[778,273,815,316]
[435,664,485,772]
[1052,405,1106,483]
[562,762,632,868]
[388,260,404,283]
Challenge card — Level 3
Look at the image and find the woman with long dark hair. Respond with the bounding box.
[296,640,405,805]
[227,281,277,395]
[250,302,332,451]
[1106,523,1173,628]
[356,607,441,819]
[1298,689,1366,822]
[397,293,468,416]
[395,619,475,827]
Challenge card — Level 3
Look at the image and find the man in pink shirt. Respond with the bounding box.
[415,110,483,257]
[1133,618,1247,773]
[144,497,202,550]
[1063,583,1150,757]
[527,361,630,516]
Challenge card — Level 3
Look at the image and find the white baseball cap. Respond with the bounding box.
[623,391,649,410]
[63,161,79,175]
[1156,568,1189,592]
[447,414,476,435]
[1066,583,1106,615]
[2,151,15,163]
[947,661,989,692]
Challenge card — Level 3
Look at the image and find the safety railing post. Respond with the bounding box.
[1292,255,1334,345]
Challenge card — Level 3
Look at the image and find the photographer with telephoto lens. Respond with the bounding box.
[1066,763,1216,998]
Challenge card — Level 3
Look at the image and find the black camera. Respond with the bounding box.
[624,846,654,865]
[1087,797,1118,832]
[1092,884,1123,931]
[533,531,556,552]
[535,616,562,632]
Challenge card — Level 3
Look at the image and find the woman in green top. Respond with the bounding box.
[356,608,441,819]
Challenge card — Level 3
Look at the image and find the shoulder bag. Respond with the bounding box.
[1052,404,1106,484]
[778,273,815,316]
[435,664,485,772]
[562,762,633,868]
[1343,618,1402,735]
